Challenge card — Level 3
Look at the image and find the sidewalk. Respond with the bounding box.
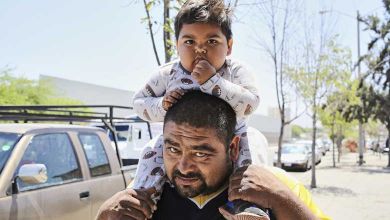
[287,151,390,220]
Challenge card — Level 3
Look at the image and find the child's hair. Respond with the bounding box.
[174,0,233,40]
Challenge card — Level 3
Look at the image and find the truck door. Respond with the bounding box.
[6,133,91,220]
[77,132,125,216]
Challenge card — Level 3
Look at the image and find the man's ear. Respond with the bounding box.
[176,40,179,55]
[227,38,233,56]
[228,135,240,162]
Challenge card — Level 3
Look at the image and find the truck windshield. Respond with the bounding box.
[0,132,21,174]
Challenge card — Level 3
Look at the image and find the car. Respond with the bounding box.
[296,140,326,157]
[273,143,313,171]
[0,123,136,220]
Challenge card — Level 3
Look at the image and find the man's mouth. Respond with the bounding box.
[175,176,199,186]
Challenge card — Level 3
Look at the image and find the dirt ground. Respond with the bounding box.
[285,150,390,220]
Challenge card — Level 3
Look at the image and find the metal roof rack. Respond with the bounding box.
[0,105,151,168]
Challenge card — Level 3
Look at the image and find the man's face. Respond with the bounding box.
[176,23,233,73]
[163,122,239,198]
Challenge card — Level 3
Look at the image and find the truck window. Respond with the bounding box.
[78,133,111,177]
[0,132,21,174]
[17,133,82,191]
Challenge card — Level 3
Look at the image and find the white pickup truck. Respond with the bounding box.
[0,123,136,220]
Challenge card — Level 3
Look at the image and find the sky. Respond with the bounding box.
[0,0,386,127]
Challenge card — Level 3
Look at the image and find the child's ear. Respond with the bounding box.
[227,38,233,56]
[229,135,240,162]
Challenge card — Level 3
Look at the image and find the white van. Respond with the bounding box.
[93,116,163,166]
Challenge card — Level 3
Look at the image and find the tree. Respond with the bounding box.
[255,0,305,168]
[287,36,352,187]
[140,0,186,65]
[344,0,390,167]
[0,68,83,105]
[319,79,359,166]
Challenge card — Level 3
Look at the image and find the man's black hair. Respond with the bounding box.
[174,0,233,40]
[164,90,236,147]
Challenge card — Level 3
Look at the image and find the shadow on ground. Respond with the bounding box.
[307,186,357,197]
[315,164,390,174]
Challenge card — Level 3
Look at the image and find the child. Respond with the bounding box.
[132,0,268,219]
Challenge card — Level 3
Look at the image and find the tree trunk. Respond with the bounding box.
[143,0,160,66]
[277,119,285,168]
[311,110,317,188]
[163,0,172,63]
[331,114,336,167]
[387,126,390,167]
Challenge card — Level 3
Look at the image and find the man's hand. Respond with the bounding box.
[96,187,157,220]
[191,59,216,85]
[162,89,185,111]
[228,165,288,209]
[227,165,317,220]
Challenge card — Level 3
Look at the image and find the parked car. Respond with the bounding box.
[273,143,313,171]
[296,140,326,157]
[0,124,136,220]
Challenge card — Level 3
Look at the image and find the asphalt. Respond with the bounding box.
[284,149,390,220]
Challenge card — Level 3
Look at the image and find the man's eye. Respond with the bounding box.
[168,147,179,153]
[208,39,217,45]
[195,152,207,158]
[184,40,194,45]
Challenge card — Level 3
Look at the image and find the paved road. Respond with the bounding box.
[284,150,390,220]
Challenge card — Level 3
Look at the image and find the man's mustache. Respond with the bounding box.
[173,169,203,179]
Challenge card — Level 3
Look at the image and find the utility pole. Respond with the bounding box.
[357,10,365,166]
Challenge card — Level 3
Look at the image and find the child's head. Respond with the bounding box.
[174,0,234,73]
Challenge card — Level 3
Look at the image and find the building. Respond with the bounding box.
[40,75,290,145]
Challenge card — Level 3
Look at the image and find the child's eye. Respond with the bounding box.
[194,152,208,158]
[184,40,194,45]
[208,39,218,45]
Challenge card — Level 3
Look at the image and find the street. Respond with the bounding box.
[286,150,390,220]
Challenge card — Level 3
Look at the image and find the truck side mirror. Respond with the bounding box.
[18,164,48,185]
[7,164,48,195]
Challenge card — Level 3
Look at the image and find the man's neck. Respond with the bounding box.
[188,183,228,209]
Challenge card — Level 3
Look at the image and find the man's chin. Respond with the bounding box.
[173,181,204,198]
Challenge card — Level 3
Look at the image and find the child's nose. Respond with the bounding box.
[194,46,207,54]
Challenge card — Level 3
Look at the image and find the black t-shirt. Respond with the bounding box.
[152,183,227,220]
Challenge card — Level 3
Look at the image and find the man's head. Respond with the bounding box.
[163,91,239,198]
[175,0,234,73]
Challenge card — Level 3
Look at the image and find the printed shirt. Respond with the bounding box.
[132,58,260,133]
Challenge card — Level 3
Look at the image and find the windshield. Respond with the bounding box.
[0,132,21,173]
[97,125,130,141]
[282,145,309,154]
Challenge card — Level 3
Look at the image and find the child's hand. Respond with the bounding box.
[162,89,185,111]
[191,59,216,85]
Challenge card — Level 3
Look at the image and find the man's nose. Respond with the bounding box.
[177,154,194,174]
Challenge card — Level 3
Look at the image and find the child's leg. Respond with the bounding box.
[236,132,252,168]
[223,131,271,220]
[132,135,166,196]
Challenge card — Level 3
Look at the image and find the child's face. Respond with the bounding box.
[176,23,233,73]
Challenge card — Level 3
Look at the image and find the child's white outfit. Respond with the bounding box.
[132,58,262,191]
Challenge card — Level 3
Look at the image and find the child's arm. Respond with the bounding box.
[132,71,168,122]
[199,62,260,118]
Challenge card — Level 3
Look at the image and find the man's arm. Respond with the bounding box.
[227,165,320,220]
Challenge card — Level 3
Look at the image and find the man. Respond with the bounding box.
[96,91,328,220]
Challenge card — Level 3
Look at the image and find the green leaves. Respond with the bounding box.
[0,68,82,105]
